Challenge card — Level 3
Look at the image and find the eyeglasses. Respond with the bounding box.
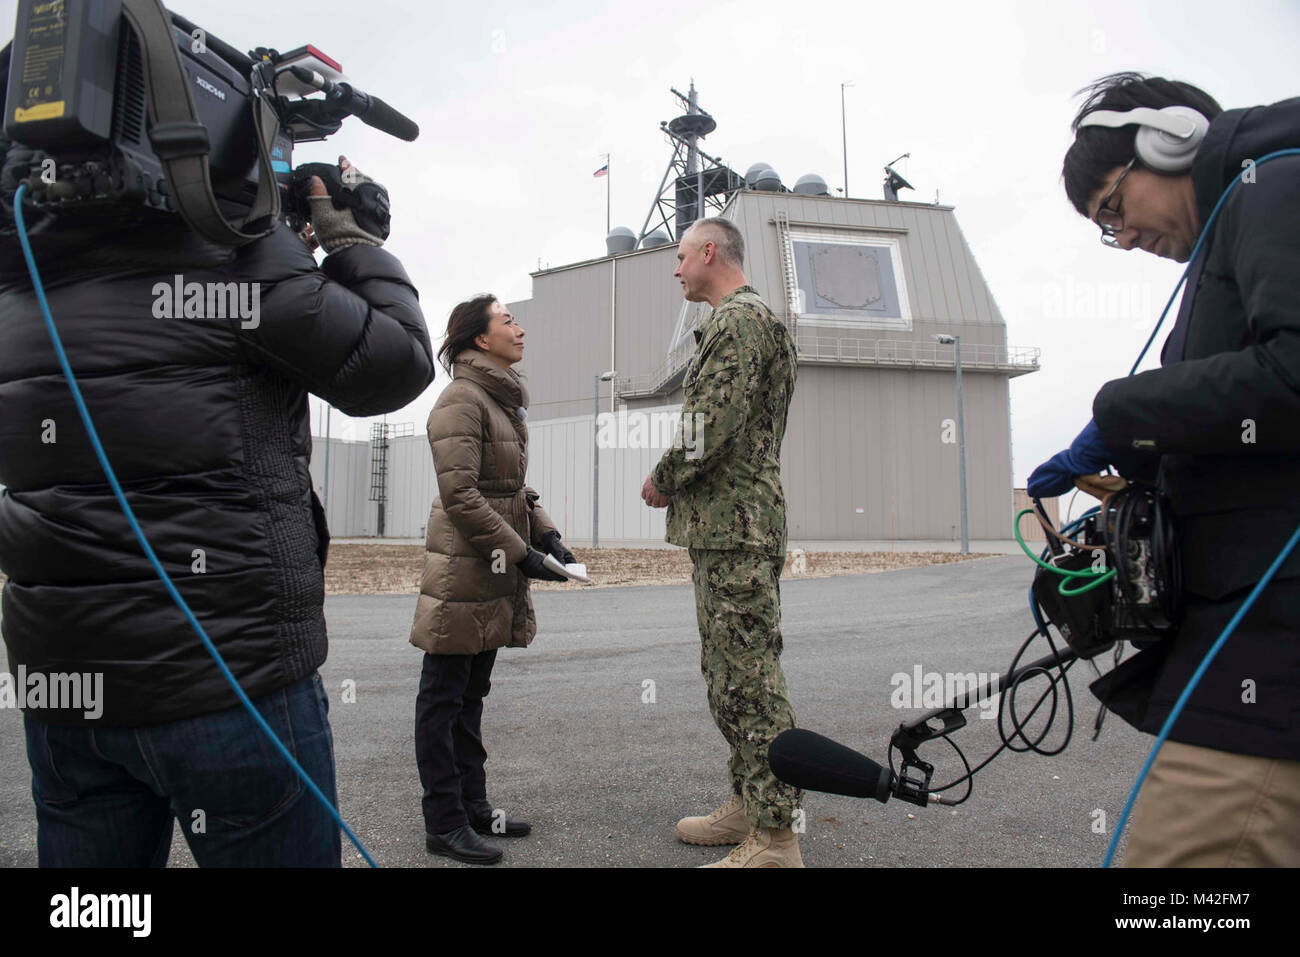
[1094,157,1136,247]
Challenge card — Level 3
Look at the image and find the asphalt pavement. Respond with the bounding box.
[0,555,1146,868]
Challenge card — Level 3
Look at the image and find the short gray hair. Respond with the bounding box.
[685,217,744,267]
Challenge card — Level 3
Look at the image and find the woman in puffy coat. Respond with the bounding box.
[410,294,576,865]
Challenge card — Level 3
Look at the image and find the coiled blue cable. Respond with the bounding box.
[13,183,378,868]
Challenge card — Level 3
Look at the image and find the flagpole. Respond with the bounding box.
[604,153,611,234]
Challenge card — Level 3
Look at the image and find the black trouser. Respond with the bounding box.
[414,649,498,834]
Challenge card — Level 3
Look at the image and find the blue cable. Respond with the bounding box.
[1103,523,1300,867]
[13,184,378,868]
[1082,149,1300,866]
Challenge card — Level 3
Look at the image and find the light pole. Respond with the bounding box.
[840,80,854,198]
[936,335,968,554]
[592,370,617,548]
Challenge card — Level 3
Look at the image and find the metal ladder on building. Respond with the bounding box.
[368,421,414,536]
[774,209,800,342]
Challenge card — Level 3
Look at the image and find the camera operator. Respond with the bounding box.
[0,146,434,867]
[1031,74,1300,866]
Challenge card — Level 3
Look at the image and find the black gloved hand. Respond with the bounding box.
[291,156,390,251]
[539,530,577,566]
[516,548,567,582]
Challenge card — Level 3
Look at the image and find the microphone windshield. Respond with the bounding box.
[769,728,893,803]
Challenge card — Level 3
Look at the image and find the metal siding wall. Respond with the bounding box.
[309,371,1014,543]
[385,434,436,538]
[309,437,376,537]
[781,365,1012,540]
[511,260,614,422]
[614,246,682,380]
[520,408,675,545]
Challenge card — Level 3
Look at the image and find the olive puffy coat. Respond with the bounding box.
[409,351,558,655]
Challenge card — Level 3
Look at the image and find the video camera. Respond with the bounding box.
[2,0,418,245]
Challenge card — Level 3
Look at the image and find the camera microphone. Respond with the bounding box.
[768,728,897,803]
[288,66,420,142]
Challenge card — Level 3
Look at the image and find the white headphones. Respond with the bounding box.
[1077,106,1210,173]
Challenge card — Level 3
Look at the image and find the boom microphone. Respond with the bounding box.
[769,729,894,803]
[288,66,420,142]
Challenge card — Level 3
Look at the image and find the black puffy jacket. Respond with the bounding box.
[0,195,434,726]
[1091,97,1300,758]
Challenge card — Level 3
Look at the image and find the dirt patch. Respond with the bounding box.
[323,544,996,595]
[0,546,995,596]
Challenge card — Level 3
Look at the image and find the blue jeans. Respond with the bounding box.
[23,672,341,867]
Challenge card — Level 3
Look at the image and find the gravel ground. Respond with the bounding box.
[324,543,999,594]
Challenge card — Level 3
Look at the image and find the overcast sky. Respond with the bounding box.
[4,0,1296,489]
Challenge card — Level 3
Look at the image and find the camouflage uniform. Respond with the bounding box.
[651,285,801,829]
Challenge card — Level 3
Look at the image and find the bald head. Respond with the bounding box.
[683,217,744,268]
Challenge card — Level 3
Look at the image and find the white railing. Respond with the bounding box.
[616,335,699,396]
[617,334,1040,398]
[796,335,1040,371]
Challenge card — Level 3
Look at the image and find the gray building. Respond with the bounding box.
[309,185,1039,545]
[505,186,1040,545]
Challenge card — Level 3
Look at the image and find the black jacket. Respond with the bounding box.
[1091,97,1300,758]
[0,201,434,726]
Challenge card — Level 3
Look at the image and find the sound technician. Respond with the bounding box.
[1030,74,1300,866]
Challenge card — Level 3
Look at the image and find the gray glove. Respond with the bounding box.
[294,156,390,252]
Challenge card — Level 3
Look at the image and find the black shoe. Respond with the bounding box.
[425,825,503,864]
[466,799,532,837]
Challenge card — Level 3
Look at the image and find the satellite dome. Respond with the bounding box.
[793,173,829,196]
[640,229,672,249]
[744,162,775,186]
[752,166,782,191]
[606,226,636,255]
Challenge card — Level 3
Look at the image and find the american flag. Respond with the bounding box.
[593,163,609,178]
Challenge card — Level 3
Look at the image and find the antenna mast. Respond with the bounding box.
[638,81,744,242]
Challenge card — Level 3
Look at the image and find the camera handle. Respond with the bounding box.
[124,0,282,245]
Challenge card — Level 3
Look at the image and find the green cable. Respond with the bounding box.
[1013,507,1116,595]
[1058,567,1116,595]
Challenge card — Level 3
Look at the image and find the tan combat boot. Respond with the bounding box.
[676,794,750,846]
[700,827,804,868]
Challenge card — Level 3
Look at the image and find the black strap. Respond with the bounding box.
[121,0,280,246]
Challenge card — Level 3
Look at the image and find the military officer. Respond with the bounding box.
[641,216,803,868]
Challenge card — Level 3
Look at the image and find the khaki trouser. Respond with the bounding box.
[1123,739,1300,867]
